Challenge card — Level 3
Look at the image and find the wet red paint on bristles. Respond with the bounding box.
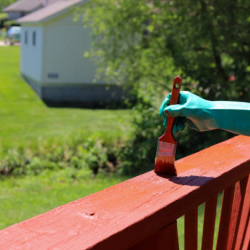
[154,157,177,175]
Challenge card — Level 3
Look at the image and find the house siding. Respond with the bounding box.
[42,11,104,85]
[20,7,128,106]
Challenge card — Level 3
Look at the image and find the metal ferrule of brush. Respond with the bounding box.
[156,141,177,157]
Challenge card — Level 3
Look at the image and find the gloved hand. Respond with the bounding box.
[159,91,250,136]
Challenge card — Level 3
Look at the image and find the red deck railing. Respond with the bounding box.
[1,135,250,250]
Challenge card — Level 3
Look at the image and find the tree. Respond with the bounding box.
[79,0,250,102]
[0,0,15,12]
[77,0,250,174]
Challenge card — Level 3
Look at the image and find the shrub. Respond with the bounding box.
[0,133,122,177]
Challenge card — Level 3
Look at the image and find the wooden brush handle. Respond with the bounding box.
[170,76,182,105]
[159,76,182,143]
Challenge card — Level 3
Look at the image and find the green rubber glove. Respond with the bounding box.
[159,91,250,136]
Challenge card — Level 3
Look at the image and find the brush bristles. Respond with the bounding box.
[154,141,177,175]
[154,156,176,175]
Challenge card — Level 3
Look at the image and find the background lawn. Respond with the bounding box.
[0,46,133,154]
[0,170,127,229]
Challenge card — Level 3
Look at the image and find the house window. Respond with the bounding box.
[32,31,36,46]
[24,31,28,44]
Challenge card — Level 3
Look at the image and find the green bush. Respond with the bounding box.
[0,13,9,29]
[3,20,17,28]
[0,150,24,175]
[0,133,122,177]
[0,113,235,178]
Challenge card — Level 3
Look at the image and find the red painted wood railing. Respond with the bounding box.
[1,135,250,250]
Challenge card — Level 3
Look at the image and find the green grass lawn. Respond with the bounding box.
[0,46,133,153]
[0,170,127,229]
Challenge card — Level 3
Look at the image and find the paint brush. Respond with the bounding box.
[154,76,182,175]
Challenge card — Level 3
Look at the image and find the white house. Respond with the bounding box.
[15,0,126,106]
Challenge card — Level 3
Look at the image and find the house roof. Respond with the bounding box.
[18,0,84,24]
[3,0,71,13]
